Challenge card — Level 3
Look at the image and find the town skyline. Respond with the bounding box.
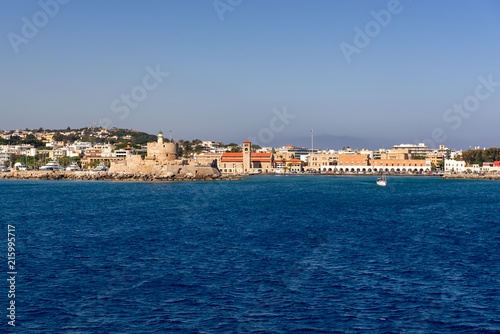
[0,125,496,152]
[1,1,499,149]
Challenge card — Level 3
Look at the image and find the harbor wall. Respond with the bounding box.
[0,167,230,182]
[441,174,500,180]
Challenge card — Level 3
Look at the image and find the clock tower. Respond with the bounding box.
[243,140,251,172]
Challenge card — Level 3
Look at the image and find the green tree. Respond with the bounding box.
[15,155,35,167]
[251,144,261,151]
[22,134,44,148]
[9,135,22,144]
[462,148,500,165]
[56,156,81,167]
[87,161,101,169]
[230,146,242,153]
[194,145,204,154]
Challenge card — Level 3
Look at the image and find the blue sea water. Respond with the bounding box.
[1,176,500,333]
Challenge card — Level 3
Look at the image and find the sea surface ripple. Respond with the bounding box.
[1,176,499,333]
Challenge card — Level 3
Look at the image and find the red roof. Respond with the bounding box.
[243,140,251,143]
[221,152,272,163]
[221,153,272,157]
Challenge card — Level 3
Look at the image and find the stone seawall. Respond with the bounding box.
[0,168,239,182]
[441,174,500,180]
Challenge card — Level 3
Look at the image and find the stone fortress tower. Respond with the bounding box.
[146,131,179,164]
[109,131,221,178]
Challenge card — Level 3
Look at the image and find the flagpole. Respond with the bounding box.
[311,129,314,171]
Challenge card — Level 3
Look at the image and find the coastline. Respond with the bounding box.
[252,173,442,177]
[440,174,500,180]
[0,171,241,182]
[4,171,498,182]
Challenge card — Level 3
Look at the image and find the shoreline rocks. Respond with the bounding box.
[441,174,500,180]
[0,171,240,182]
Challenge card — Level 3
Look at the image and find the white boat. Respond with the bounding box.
[376,174,387,186]
[66,162,80,171]
[40,160,64,171]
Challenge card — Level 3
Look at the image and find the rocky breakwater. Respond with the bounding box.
[0,168,240,182]
[441,173,500,180]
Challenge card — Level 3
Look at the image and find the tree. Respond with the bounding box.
[230,146,242,153]
[194,145,204,154]
[57,156,81,167]
[15,155,36,167]
[251,144,261,151]
[462,148,500,165]
[9,135,21,144]
[53,132,65,142]
[183,141,193,154]
[22,134,44,148]
[87,161,101,169]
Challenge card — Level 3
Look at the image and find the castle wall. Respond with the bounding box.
[109,154,220,178]
[146,141,179,162]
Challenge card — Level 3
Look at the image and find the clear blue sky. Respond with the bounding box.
[1,0,499,150]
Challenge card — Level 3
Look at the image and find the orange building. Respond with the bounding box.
[274,158,305,172]
[220,141,273,174]
[336,154,370,171]
[331,153,431,173]
[370,159,429,173]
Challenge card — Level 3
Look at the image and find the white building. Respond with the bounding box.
[0,152,11,163]
[444,159,466,173]
[114,147,135,158]
[449,150,462,159]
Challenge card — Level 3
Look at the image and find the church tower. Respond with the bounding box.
[243,140,251,172]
